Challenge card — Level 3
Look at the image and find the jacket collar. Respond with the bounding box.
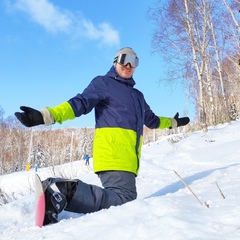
[106,66,136,87]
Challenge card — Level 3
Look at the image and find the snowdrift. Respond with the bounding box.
[0,121,240,239]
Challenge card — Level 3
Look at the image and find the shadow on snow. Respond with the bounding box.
[146,163,239,198]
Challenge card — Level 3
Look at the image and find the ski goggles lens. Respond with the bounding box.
[116,54,139,68]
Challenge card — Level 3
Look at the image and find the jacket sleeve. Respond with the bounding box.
[46,76,107,124]
[144,100,172,129]
[68,76,108,117]
[158,117,172,129]
[47,102,75,124]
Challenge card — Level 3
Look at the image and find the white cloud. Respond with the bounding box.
[82,19,120,46]
[14,0,72,33]
[8,0,120,46]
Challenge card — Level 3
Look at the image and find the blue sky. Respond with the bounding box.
[0,0,194,128]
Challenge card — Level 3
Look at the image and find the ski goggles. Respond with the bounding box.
[115,53,139,68]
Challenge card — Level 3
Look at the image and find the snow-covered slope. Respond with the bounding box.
[0,121,240,240]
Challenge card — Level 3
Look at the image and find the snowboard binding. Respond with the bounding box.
[41,177,78,225]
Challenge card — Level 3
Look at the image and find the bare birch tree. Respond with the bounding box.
[148,0,240,130]
[148,0,213,131]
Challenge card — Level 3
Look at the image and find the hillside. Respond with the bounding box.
[0,120,240,239]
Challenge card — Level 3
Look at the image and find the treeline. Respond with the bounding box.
[0,111,94,174]
[0,108,192,174]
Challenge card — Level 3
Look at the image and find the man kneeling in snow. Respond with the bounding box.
[15,47,190,225]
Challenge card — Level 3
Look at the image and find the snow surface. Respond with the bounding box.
[1,121,240,240]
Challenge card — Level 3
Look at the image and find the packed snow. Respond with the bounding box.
[0,120,240,240]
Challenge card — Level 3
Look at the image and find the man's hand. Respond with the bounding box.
[15,106,44,127]
[173,112,190,127]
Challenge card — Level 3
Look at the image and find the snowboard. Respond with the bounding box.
[35,174,45,228]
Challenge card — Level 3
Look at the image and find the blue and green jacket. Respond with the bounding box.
[47,66,173,175]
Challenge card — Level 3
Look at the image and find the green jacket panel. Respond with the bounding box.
[93,127,142,175]
[47,102,75,124]
[158,117,172,129]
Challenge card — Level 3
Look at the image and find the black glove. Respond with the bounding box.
[15,106,44,127]
[174,112,190,127]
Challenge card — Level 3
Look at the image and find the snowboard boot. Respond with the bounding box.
[42,177,79,225]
